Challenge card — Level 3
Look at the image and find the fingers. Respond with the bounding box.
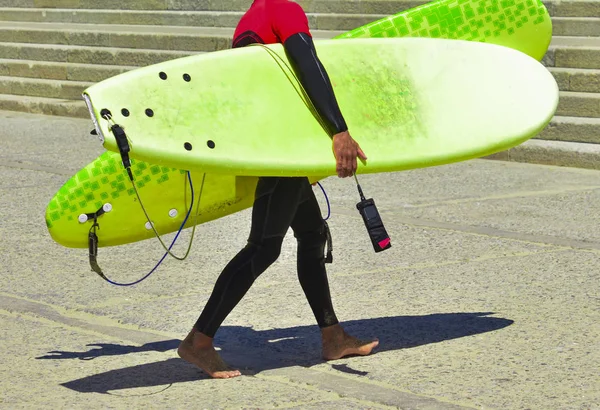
[357,146,367,161]
[341,155,355,177]
[337,156,351,178]
[338,157,350,178]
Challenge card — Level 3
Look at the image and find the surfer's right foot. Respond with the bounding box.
[177,329,241,379]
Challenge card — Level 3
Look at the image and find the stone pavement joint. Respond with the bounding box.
[259,367,475,410]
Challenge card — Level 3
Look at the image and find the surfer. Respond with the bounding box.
[178,0,378,379]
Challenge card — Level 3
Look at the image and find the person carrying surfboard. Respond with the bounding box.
[177,0,378,379]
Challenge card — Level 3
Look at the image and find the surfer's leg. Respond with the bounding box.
[291,178,379,360]
[195,176,306,335]
[291,182,338,328]
[179,177,306,378]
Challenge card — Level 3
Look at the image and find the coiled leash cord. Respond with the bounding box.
[88,113,207,286]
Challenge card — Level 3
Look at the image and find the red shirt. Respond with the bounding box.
[232,0,312,48]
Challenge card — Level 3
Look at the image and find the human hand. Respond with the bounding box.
[332,131,367,178]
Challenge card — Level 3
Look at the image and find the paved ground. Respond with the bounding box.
[0,110,598,409]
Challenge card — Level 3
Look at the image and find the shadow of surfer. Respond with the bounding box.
[42,312,513,393]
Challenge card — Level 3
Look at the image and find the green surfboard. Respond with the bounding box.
[46,0,553,249]
[86,37,558,176]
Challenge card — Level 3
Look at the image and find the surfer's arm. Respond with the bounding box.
[282,32,349,137]
[271,2,348,137]
[273,2,365,178]
[284,33,366,178]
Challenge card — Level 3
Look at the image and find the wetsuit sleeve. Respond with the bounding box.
[283,32,349,137]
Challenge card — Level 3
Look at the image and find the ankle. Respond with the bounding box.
[321,323,344,340]
[187,328,214,349]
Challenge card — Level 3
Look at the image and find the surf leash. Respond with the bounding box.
[316,181,331,221]
[86,112,207,286]
[87,170,197,286]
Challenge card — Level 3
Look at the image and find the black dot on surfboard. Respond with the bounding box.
[159,72,167,80]
[100,108,112,119]
[121,108,130,117]
[207,140,215,149]
[183,74,191,82]
[184,142,193,151]
[145,109,154,117]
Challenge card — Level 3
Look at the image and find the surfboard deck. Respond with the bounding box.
[47,0,554,249]
[86,37,558,177]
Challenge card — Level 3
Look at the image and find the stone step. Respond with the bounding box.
[2,8,598,36]
[550,36,600,48]
[0,92,87,117]
[0,59,135,82]
[537,115,600,144]
[542,0,600,17]
[1,0,598,17]
[544,37,600,70]
[0,8,388,31]
[0,21,233,52]
[550,67,600,93]
[0,42,195,66]
[557,91,600,118]
[0,21,343,52]
[0,23,598,71]
[0,75,91,99]
[552,17,600,37]
[1,1,426,14]
[487,139,600,170]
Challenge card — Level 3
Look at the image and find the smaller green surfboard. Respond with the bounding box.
[46,161,260,248]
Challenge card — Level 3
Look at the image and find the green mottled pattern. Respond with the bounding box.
[46,151,183,229]
[335,0,550,60]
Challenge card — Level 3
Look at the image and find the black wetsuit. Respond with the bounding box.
[194,0,348,337]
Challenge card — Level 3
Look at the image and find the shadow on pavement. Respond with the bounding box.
[39,312,512,393]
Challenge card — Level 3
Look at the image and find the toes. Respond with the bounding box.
[213,371,240,379]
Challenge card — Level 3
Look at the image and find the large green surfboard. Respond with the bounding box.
[46,0,553,249]
[88,37,557,176]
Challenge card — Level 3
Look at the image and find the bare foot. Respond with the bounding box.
[321,324,379,361]
[177,329,241,379]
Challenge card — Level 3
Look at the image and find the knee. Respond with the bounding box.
[251,236,283,273]
[295,223,327,254]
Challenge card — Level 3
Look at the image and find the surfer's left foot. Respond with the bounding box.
[177,329,242,379]
[321,324,379,360]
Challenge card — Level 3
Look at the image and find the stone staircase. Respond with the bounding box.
[0,0,598,168]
